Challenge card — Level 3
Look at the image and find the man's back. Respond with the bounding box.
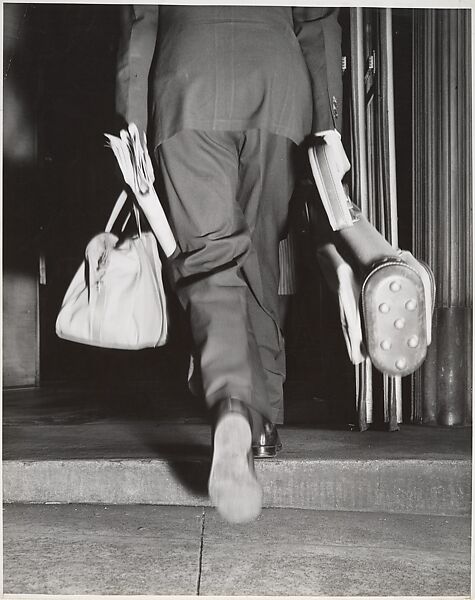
[116,5,341,147]
[150,5,313,147]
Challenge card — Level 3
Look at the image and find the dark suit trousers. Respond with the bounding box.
[157,129,295,425]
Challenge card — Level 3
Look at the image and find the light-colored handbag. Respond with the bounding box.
[55,190,168,350]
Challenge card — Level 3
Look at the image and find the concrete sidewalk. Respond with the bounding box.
[3,503,471,596]
[3,384,472,596]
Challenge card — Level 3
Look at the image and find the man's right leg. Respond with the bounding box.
[157,130,270,521]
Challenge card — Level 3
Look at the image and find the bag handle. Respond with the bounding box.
[105,190,142,236]
[105,190,128,233]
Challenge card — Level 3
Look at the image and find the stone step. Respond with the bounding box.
[4,422,471,516]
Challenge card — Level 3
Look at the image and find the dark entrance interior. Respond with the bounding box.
[5,5,415,427]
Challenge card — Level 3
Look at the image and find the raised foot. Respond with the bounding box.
[208,413,262,524]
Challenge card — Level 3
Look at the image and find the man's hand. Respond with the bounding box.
[105,123,177,258]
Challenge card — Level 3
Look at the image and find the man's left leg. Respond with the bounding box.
[237,130,296,453]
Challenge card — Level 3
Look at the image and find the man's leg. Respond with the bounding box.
[157,130,271,418]
[157,129,271,522]
[238,130,296,427]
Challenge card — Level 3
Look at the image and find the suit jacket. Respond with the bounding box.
[116,5,342,149]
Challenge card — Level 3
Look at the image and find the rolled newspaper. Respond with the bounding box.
[308,130,354,232]
[105,123,177,257]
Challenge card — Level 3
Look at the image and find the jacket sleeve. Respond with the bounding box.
[292,7,342,134]
[115,5,159,138]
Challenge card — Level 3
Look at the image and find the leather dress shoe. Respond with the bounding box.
[252,419,283,458]
[208,398,262,523]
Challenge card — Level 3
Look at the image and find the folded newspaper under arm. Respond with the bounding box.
[105,123,177,258]
[308,130,356,231]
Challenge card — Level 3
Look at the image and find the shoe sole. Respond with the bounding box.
[361,261,428,377]
[208,413,263,524]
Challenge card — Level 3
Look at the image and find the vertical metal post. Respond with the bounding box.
[350,8,402,429]
[379,9,402,430]
[350,8,372,429]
